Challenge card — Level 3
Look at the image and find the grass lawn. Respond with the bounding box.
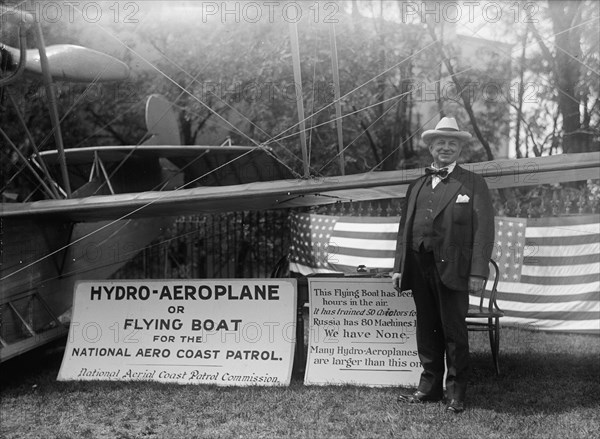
[1,326,599,439]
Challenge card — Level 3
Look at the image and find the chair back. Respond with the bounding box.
[475,259,501,313]
[270,255,289,278]
[467,259,504,375]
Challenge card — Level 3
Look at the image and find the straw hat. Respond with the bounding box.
[421,117,472,143]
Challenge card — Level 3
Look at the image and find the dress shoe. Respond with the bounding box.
[397,390,443,403]
[445,399,465,413]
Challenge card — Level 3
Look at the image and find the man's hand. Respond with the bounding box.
[468,276,486,294]
[392,272,402,289]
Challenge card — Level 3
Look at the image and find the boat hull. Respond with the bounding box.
[0,216,171,362]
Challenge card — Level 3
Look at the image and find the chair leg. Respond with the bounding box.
[488,320,495,373]
[490,318,500,375]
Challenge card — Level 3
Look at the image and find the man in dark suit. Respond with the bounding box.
[392,117,495,413]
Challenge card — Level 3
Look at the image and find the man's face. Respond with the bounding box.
[428,136,463,167]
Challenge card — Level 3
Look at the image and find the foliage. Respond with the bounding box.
[512,0,599,156]
[440,42,513,163]
[0,0,149,199]
[118,10,430,176]
[2,1,598,200]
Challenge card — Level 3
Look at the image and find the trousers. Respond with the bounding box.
[406,248,470,401]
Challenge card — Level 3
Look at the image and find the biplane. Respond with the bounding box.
[1,5,598,362]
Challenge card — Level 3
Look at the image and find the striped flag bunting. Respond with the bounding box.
[490,215,599,334]
[289,212,600,334]
[289,213,399,275]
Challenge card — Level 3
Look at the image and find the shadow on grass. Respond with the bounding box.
[0,338,66,392]
[468,349,600,415]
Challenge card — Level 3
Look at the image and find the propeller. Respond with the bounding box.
[1,44,129,82]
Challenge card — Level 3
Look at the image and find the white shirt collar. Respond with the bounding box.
[429,162,456,188]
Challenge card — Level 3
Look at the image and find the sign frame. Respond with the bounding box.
[304,277,420,387]
[58,279,297,386]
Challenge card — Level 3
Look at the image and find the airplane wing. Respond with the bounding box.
[36,144,294,190]
[2,152,598,222]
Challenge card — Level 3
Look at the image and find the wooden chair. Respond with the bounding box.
[270,255,289,278]
[466,259,504,375]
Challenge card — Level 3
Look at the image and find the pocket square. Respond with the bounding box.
[456,194,470,203]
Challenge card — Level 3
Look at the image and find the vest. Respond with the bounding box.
[411,178,447,251]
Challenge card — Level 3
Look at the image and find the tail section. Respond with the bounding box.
[143,94,182,146]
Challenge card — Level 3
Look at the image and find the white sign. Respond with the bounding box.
[58,279,296,386]
[304,278,420,386]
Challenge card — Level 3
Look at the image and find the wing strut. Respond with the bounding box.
[329,22,345,175]
[0,127,57,199]
[33,21,72,197]
[289,21,310,178]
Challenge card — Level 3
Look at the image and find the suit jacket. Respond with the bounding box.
[393,165,495,292]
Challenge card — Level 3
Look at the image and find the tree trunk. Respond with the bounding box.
[548,0,584,153]
[514,28,528,159]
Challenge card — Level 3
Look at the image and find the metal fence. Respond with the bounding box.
[495,184,600,218]
[112,210,290,279]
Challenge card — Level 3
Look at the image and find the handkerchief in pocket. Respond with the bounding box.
[456,194,470,203]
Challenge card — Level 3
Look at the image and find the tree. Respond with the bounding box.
[6,0,595,201]
[529,0,599,154]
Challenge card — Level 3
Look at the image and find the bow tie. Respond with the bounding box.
[425,167,449,178]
